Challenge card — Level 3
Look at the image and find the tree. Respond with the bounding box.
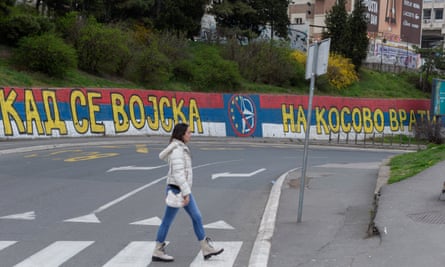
[346,0,369,69]
[95,0,154,23]
[152,0,207,39]
[210,0,259,39]
[323,0,349,56]
[0,0,15,16]
[253,0,289,39]
[415,45,445,92]
[211,0,289,40]
[44,0,71,17]
[323,0,368,70]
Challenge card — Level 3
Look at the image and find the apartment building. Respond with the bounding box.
[288,0,422,68]
[422,0,445,48]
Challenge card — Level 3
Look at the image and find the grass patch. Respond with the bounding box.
[335,69,429,99]
[388,144,445,183]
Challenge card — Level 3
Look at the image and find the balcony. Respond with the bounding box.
[423,19,444,30]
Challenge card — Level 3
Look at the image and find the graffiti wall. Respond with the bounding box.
[0,87,431,139]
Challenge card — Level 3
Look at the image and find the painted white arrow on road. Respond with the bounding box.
[107,164,166,172]
[0,211,35,220]
[64,213,100,223]
[204,220,234,229]
[129,217,162,226]
[211,168,266,180]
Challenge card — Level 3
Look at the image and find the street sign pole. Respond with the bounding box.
[297,41,318,223]
[298,38,330,223]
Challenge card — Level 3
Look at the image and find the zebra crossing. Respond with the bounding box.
[0,240,243,267]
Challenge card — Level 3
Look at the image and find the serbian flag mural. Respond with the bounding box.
[0,87,430,139]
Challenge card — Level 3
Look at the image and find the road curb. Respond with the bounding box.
[248,168,297,267]
[367,156,392,237]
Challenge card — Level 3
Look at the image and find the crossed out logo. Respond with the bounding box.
[227,95,257,137]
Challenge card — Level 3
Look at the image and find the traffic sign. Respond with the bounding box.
[305,38,331,79]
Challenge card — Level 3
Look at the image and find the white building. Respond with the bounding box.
[422,0,445,47]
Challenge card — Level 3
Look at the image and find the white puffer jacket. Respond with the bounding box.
[159,139,192,196]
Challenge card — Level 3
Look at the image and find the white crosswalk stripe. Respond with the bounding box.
[103,241,155,267]
[1,240,243,266]
[190,241,243,267]
[13,241,94,267]
[0,241,17,251]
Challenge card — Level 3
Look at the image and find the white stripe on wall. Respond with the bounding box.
[262,123,412,140]
[0,121,227,138]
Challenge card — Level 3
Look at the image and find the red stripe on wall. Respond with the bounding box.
[0,88,225,108]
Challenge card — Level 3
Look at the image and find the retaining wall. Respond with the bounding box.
[0,87,431,139]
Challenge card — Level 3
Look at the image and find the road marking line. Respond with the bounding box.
[64,152,119,162]
[64,213,100,223]
[211,168,266,180]
[0,241,17,251]
[107,165,166,172]
[64,160,239,223]
[103,241,155,267]
[0,211,35,220]
[14,241,94,267]
[204,220,234,230]
[136,144,148,153]
[129,216,162,226]
[190,241,242,267]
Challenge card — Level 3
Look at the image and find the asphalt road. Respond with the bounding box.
[0,136,401,266]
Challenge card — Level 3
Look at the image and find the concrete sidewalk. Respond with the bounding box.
[268,158,445,267]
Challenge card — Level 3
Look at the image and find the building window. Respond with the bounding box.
[294,17,303,24]
[385,0,397,23]
[424,9,431,20]
[435,8,444,20]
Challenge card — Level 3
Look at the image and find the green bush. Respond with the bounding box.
[12,33,77,77]
[157,31,189,61]
[76,20,130,75]
[174,44,242,91]
[125,41,172,86]
[55,11,84,45]
[0,14,54,46]
[220,40,301,87]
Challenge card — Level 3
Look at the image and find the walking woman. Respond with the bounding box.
[152,123,224,262]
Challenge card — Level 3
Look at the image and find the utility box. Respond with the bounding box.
[431,78,445,116]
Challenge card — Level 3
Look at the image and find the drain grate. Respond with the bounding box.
[408,211,445,224]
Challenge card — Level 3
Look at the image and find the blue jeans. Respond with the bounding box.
[156,185,206,243]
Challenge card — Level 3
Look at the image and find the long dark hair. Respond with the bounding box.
[170,123,189,143]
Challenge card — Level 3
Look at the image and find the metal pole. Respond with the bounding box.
[297,41,318,223]
[380,43,383,71]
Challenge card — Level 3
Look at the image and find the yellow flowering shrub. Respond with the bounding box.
[132,24,153,44]
[290,50,359,90]
[290,50,307,65]
[327,53,359,90]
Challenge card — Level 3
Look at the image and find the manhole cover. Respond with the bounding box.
[408,211,445,224]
